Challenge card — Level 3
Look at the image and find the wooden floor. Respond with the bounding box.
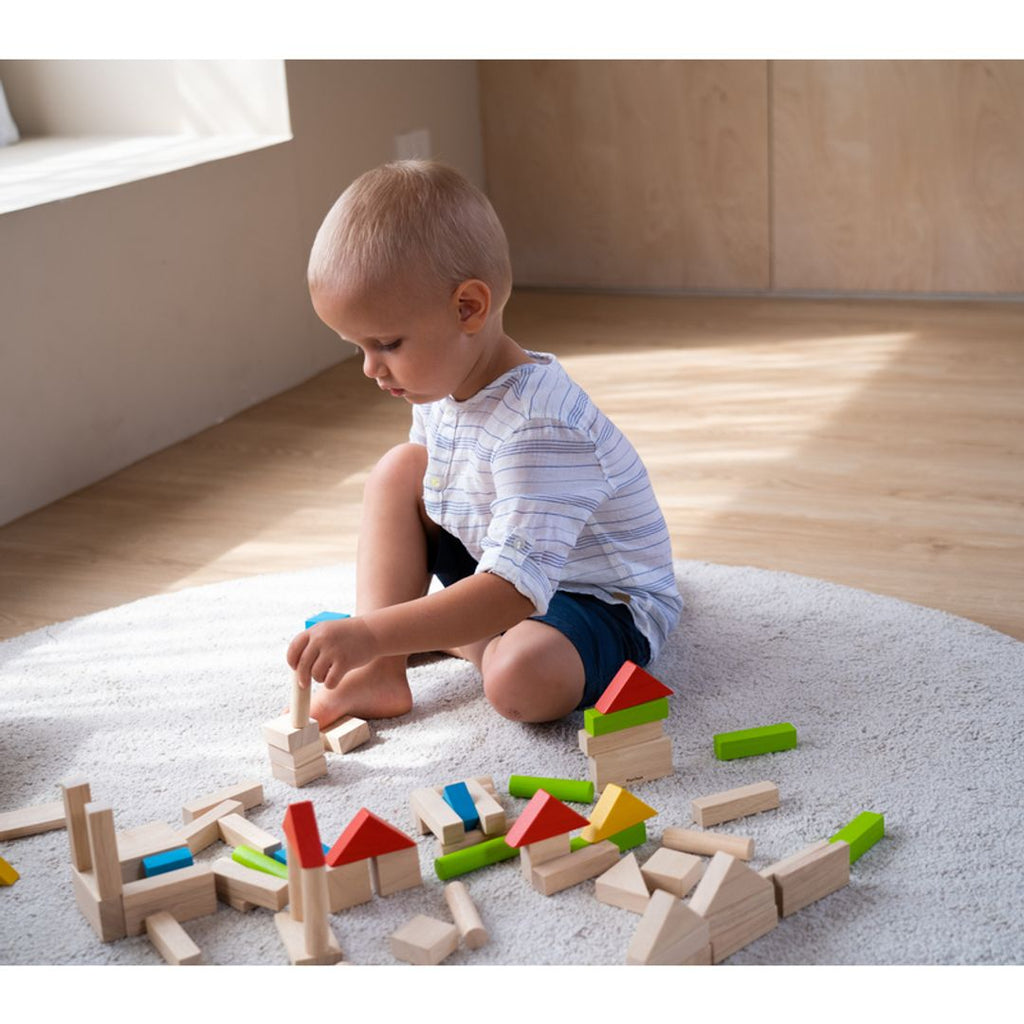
[2,291,1022,642]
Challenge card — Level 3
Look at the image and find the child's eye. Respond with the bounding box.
[379,339,402,352]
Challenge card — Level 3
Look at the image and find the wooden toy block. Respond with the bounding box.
[595,852,650,914]
[145,910,201,965]
[305,611,350,627]
[270,755,328,788]
[182,781,263,822]
[691,780,780,828]
[829,811,885,863]
[176,798,245,855]
[274,909,344,965]
[85,803,123,901]
[714,722,797,760]
[282,801,326,869]
[122,863,217,936]
[294,863,332,960]
[291,670,311,730]
[578,721,666,758]
[595,661,673,715]
[217,813,282,855]
[262,715,320,754]
[662,826,755,861]
[434,835,519,881]
[0,799,68,842]
[390,914,460,965]
[688,852,778,963]
[444,881,488,949]
[520,833,572,878]
[626,889,712,965]
[411,787,466,845]
[587,735,674,789]
[0,855,20,886]
[584,697,670,737]
[762,840,850,917]
[759,839,830,879]
[640,847,704,898]
[71,866,126,942]
[464,778,507,836]
[580,784,657,844]
[326,859,374,912]
[508,775,595,804]
[371,845,423,896]
[529,839,620,896]
[321,715,371,754]
[440,828,487,856]
[60,779,93,870]
[142,846,194,878]
[232,844,289,880]
[505,790,590,848]
[327,808,417,867]
[443,782,480,832]
[267,738,326,770]
[118,821,185,882]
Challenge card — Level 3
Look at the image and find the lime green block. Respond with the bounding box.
[233,845,289,879]
[584,698,670,737]
[714,722,797,760]
[508,775,594,804]
[829,812,885,864]
[570,821,647,854]
[435,836,519,881]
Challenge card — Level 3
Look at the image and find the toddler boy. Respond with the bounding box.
[287,160,681,726]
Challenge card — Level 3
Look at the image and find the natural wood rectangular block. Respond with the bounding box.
[577,721,666,757]
[762,839,850,917]
[274,909,344,965]
[145,910,201,965]
[262,716,320,754]
[217,813,281,855]
[691,780,779,827]
[117,821,184,882]
[182,781,263,823]
[121,863,217,936]
[371,846,422,897]
[176,798,245,855]
[268,738,327,770]
[390,914,459,965]
[326,859,374,912]
[321,716,371,754]
[71,866,126,943]
[270,756,328,788]
[588,734,674,789]
[0,800,67,842]
[213,856,289,911]
[529,840,620,896]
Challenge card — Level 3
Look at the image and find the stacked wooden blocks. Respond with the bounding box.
[262,673,328,788]
[411,775,508,855]
[578,661,674,788]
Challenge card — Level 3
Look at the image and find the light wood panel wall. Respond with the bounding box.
[479,60,770,291]
[772,60,1024,294]
[478,60,1024,296]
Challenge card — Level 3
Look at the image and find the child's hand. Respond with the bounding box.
[287,617,378,690]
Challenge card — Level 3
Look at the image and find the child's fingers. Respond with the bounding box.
[286,630,310,670]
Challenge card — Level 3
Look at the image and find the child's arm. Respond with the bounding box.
[287,572,534,689]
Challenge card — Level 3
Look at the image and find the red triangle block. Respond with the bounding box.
[505,790,591,848]
[282,801,325,869]
[326,808,416,867]
[595,661,673,714]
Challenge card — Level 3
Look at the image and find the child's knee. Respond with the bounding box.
[368,443,427,492]
[482,634,582,724]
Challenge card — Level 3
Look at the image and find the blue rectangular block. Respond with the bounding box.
[272,842,330,866]
[442,782,480,832]
[142,846,194,878]
[305,611,350,628]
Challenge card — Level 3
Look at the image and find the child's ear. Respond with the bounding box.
[454,279,491,334]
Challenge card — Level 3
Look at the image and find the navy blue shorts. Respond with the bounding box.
[430,529,651,710]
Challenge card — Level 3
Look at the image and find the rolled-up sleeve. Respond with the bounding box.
[476,423,613,615]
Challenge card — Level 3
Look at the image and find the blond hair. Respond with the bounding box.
[308,160,512,309]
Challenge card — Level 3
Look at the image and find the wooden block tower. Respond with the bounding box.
[274,801,344,965]
[262,673,328,787]
[578,661,674,788]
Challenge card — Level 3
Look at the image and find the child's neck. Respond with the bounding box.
[454,326,533,401]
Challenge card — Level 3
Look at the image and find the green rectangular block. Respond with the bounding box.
[584,698,670,737]
[233,844,289,879]
[714,722,797,760]
[508,775,594,804]
[434,836,519,881]
[571,820,647,854]
[829,811,884,864]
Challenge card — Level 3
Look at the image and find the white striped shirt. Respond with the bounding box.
[409,351,682,660]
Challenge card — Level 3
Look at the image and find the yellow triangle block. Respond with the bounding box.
[580,784,657,843]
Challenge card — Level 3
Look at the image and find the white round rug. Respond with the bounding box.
[1,561,1022,966]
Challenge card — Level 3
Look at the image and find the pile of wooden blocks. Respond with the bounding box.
[578,661,674,788]
[262,674,328,787]
[410,775,508,855]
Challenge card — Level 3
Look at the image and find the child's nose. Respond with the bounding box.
[362,352,383,379]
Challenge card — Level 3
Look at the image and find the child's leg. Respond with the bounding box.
[307,442,437,726]
[475,622,586,723]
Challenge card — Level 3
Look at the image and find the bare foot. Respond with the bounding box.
[293,658,414,728]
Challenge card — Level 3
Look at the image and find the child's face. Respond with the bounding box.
[311,276,488,404]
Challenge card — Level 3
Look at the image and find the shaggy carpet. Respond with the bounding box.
[1,561,1022,967]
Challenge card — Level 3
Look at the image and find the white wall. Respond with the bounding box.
[0,60,484,525]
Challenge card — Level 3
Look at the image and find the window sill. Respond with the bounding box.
[0,132,292,215]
